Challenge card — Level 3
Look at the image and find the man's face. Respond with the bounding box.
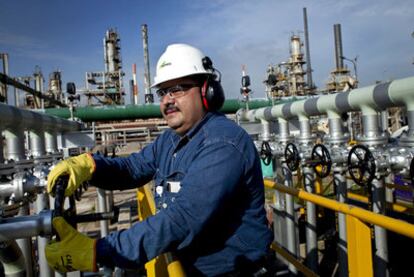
[158,76,206,136]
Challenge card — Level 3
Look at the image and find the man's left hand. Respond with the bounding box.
[45,217,98,273]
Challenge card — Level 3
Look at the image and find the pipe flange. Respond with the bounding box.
[323,133,349,145]
[356,133,388,146]
[275,135,294,144]
[295,134,316,145]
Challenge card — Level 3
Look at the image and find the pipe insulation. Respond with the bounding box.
[0,103,80,132]
[239,76,414,122]
[43,98,299,121]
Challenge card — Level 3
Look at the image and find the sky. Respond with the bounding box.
[0,0,413,105]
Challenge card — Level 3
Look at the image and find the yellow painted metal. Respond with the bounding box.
[346,215,373,277]
[264,179,414,239]
[270,242,319,277]
[347,192,410,213]
[314,175,322,194]
[137,184,186,277]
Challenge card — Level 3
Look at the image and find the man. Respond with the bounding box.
[45,44,273,276]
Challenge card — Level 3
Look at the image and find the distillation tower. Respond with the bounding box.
[85,28,125,105]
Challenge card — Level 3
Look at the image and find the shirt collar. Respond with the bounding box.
[169,112,215,150]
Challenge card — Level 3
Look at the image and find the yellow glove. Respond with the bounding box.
[45,217,97,273]
[47,153,95,197]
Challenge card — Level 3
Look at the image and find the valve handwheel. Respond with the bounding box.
[285,143,300,171]
[311,144,332,178]
[347,145,376,186]
[260,141,273,166]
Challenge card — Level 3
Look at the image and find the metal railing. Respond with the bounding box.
[264,179,414,277]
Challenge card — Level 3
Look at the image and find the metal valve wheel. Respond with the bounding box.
[260,141,272,166]
[347,144,376,186]
[284,143,300,171]
[311,144,332,178]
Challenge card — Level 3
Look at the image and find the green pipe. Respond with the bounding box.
[43,98,301,122]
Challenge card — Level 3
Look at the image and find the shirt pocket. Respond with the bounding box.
[153,170,186,211]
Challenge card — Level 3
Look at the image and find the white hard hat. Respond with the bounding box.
[151,44,213,88]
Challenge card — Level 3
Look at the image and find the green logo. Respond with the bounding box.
[160,61,172,68]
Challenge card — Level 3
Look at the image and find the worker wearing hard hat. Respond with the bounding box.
[45,44,273,276]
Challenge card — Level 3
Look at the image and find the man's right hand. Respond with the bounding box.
[47,153,96,197]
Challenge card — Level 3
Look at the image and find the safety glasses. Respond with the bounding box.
[156,84,199,100]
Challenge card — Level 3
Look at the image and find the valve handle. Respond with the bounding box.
[311,144,332,178]
[260,141,272,166]
[284,143,300,171]
[52,176,117,234]
[53,175,77,226]
[347,144,376,186]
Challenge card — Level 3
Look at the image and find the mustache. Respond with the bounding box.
[164,104,179,113]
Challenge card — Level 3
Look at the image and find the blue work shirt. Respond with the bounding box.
[93,112,273,276]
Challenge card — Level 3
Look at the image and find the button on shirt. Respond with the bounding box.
[92,112,273,276]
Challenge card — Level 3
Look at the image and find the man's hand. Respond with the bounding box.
[47,153,95,197]
[45,217,97,273]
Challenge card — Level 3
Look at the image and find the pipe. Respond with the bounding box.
[0,240,26,276]
[141,24,153,104]
[333,166,349,277]
[35,193,53,277]
[0,102,80,131]
[239,76,414,123]
[4,127,25,161]
[43,98,282,121]
[281,160,298,274]
[0,53,9,104]
[0,73,66,108]
[334,24,344,70]
[132,63,139,105]
[303,7,313,90]
[371,178,389,277]
[16,205,33,277]
[97,188,109,237]
[0,210,53,242]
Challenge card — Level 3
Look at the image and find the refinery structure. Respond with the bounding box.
[0,6,414,277]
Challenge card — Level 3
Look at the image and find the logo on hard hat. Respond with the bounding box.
[160,61,172,68]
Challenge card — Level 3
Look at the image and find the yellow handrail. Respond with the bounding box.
[264,179,414,239]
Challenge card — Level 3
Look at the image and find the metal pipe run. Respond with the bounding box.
[239,76,414,128]
[0,210,53,242]
[0,102,80,132]
[43,98,281,121]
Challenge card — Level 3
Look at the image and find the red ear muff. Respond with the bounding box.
[201,80,210,110]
